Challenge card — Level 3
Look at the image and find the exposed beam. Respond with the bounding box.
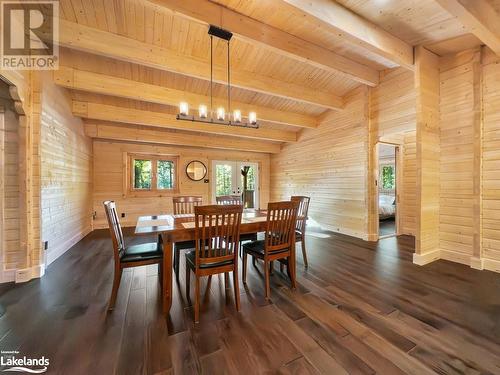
[73,101,297,143]
[147,0,379,86]
[282,0,414,69]
[435,0,500,56]
[57,20,343,110]
[84,121,280,154]
[54,66,317,129]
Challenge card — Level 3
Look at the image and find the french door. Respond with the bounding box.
[211,161,259,209]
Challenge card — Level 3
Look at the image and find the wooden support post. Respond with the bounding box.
[413,46,441,266]
[366,86,379,241]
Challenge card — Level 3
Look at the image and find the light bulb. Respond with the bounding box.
[249,112,257,125]
[179,102,189,116]
[233,109,242,123]
[199,104,208,118]
[217,107,225,121]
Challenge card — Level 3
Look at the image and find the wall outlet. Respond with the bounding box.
[121,213,125,218]
[204,179,209,183]
[43,241,48,251]
[92,211,97,220]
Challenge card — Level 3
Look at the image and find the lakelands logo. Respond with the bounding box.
[1,351,49,373]
[0,1,59,70]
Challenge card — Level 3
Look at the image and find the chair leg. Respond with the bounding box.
[301,237,308,268]
[242,251,248,284]
[269,261,274,275]
[108,267,122,311]
[185,262,191,302]
[233,269,241,312]
[264,260,271,299]
[224,272,230,289]
[194,275,200,323]
[252,256,256,267]
[289,256,297,289]
[158,262,163,290]
[280,263,285,273]
[174,248,180,277]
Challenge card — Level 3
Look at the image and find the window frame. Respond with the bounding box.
[126,153,179,196]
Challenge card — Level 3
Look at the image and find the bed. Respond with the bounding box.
[379,194,396,219]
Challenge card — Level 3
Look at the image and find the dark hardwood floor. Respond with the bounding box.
[379,218,396,236]
[1,229,500,374]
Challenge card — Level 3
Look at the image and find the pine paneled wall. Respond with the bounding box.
[371,67,417,236]
[92,141,270,229]
[271,87,369,239]
[0,82,23,270]
[40,74,93,266]
[439,52,476,262]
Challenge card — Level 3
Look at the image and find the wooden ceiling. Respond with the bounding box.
[56,0,500,152]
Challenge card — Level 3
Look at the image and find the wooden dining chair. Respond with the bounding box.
[185,204,243,323]
[217,194,258,252]
[242,200,299,299]
[172,196,203,277]
[291,196,311,267]
[103,201,163,311]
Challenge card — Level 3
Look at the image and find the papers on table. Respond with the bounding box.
[136,219,171,227]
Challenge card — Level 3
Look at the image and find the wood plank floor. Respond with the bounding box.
[1,229,500,374]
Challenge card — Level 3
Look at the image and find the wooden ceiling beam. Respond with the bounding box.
[57,20,343,110]
[84,121,281,154]
[435,0,500,56]
[282,0,414,69]
[148,0,379,86]
[54,66,317,129]
[73,101,297,143]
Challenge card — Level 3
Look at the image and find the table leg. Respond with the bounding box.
[162,234,173,314]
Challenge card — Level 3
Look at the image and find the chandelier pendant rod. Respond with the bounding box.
[227,39,231,124]
[210,35,213,118]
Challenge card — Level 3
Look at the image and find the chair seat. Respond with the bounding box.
[185,250,234,269]
[121,242,162,263]
[240,232,258,242]
[175,240,196,250]
[242,240,289,257]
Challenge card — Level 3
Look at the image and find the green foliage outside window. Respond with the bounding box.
[216,164,233,196]
[134,159,151,189]
[381,166,395,189]
[157,160,174,189]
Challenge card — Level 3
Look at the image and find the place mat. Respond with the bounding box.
[136,219,171,227]
[242,216,267,223]
[172,213,195,218]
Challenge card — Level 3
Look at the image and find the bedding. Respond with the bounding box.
[379,194,396,219]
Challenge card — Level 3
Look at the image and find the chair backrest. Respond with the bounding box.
[291,196,310,234]
[103,201,125,261]
[264,201,299,254]
[173,196,203,214]
[216,195,242,205]
[194,205,243,268]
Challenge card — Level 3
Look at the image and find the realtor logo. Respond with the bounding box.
[0,0,59,70]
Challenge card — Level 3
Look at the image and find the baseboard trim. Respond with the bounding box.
[413,250,440,266]
[45,226,92,266]
[14,264,45,283]
[483,258,500,273]
[470,257,484,270]
[440,249,471,266]
[1,269,15,283]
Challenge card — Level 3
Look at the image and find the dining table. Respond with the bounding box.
[134,209,297,314]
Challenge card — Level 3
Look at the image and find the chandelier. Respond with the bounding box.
[176,25,258,129]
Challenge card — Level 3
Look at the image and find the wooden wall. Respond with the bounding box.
[0,82,22,270]
[481,52,500,272]
[270,87,369,239]
[439,50,477,263]
[39,73,93,265]
[92,141,270,229]
[370,67,417,236]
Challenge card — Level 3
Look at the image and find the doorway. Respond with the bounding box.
[378,143,398,237]
[211,161,259,209]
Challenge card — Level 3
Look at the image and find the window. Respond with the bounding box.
[128,153,178,194]
[381,165,395,189]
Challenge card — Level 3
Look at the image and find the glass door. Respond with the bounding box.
[212,161,259,209]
